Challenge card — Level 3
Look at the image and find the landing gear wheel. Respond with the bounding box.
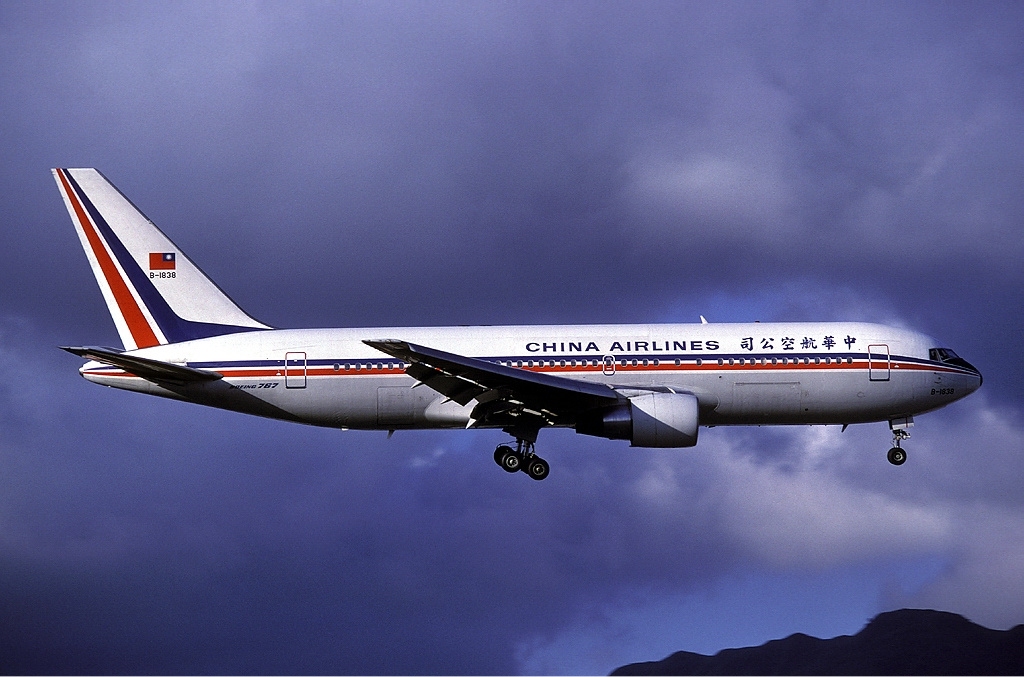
[499,448,523,473]
[525,456,550,481]
[887,447,907,466]
[494,437,546,478]
[494,445,515,468]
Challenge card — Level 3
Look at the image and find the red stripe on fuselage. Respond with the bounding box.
[85,358,972,380]
[57,169,160,349]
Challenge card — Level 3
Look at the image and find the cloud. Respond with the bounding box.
[627,153,794,231]
[902,505,1024,630]
[712,436,952,568]
[514,394,1024,672]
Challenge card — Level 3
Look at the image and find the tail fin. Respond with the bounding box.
[54,168,270,350]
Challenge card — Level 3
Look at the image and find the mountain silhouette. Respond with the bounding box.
[611,609,1024,675]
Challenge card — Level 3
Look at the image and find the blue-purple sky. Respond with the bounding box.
[2,2,1023,674]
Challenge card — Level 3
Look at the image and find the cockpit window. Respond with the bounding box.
[930,348,961,362]
[929,347,980,374]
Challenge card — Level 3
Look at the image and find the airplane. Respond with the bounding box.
[54,168,983,480]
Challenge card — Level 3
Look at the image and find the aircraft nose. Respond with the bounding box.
[963,358,982,387]
[941,351,982,389]
[963,359,982,388]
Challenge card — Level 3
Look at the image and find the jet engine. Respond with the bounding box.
[575,392,699,448]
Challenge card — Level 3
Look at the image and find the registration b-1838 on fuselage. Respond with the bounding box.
[54,168,982,480]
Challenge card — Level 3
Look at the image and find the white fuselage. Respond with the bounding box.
[80,321,982,432]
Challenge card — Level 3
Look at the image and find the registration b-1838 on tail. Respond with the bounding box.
[54,168,982,480]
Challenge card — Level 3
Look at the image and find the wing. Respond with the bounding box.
[364,339,620,436]
[61,345,223,384]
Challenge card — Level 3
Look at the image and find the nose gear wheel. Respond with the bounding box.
[887,446,907,465]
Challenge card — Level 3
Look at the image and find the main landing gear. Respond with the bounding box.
[494,439,550,481]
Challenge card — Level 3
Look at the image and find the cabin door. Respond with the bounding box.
[868,344,890,381]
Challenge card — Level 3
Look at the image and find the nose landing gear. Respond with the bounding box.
[493,439,550,480]
[887,418,913,466]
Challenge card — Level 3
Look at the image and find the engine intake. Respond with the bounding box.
[576,392,699,448]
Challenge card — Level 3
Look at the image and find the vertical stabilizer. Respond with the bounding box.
[54,168,270,350]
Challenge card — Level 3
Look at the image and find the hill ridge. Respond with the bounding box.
[611,609,1024,675]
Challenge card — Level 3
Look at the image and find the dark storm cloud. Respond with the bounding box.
[2,2,1024,674]
[5,2,1023,327]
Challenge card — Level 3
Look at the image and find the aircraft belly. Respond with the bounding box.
[730,381,803,422]
[261,376,379,427]
[222,375,469,430]
[376,384,468,427]
[85,372,189,401]
[698,370,926,425]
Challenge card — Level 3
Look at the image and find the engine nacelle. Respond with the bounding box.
[575,392,699,448]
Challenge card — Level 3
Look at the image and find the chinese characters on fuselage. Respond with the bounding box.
[524,336,858,354]
[740,335,856,352]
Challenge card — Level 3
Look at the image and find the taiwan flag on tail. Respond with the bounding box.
[149,252,176,270]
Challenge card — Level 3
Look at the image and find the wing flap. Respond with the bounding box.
[405,362,489,405]
[61,346,223,384]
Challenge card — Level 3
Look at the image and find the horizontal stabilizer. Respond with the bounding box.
[61,345,223,383]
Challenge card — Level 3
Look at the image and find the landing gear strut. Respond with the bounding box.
[493,439,550,480]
